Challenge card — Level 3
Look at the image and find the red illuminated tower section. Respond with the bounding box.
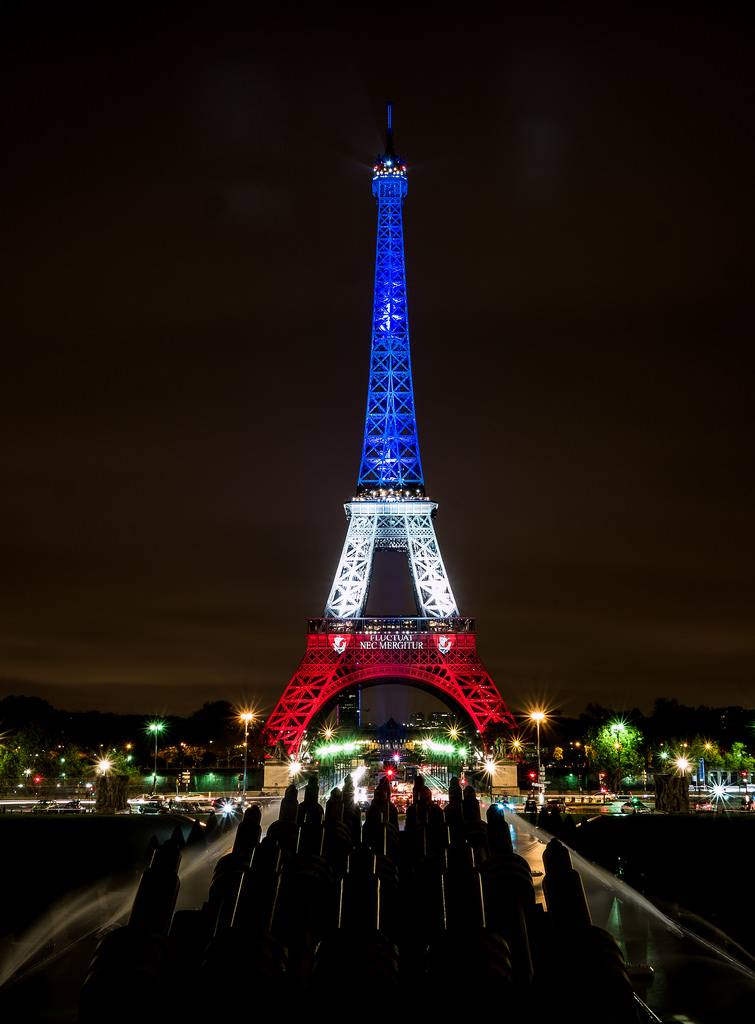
[264,108,514,753]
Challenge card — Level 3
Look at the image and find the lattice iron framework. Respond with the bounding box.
[264,626,514,753]
[324,500,458,620]
[357,110,422,494]
[263,106,513,753]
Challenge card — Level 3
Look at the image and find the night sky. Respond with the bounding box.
[2,11,753,719]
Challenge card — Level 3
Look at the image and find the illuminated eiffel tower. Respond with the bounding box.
[264,106,513,753]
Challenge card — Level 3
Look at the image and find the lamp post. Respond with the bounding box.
[529,711,546,804]
[147,720,165,795]
[609,721,626,794]
[239,711,256,797]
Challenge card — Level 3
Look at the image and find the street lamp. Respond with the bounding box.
[529,710,546,804]
[608,721,627,794]
[238,710,256,797]
[147,720,166,795]
[479,757,497,802]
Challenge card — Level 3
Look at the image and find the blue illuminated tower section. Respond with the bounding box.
[357,105,423,495]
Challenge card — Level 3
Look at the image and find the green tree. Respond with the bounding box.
[723,741,754,773]
[587,718,645,791]
[0,743,23,794]
[689,737,724,768]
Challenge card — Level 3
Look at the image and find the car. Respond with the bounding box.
[137,801,165,815]
[621,798,651,814]
[58,799,84,813]
[170,800,199,814]
[31,800,58,813]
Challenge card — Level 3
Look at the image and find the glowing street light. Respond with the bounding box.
[529,710,547,804]
[711,782,728,807]
[238,710,256,796]
[481,757,497,800]
[96,758,112,775]
[146,720,166,795]
[608,720,629,793]
[675,756,691,775]
[288,759,303,778]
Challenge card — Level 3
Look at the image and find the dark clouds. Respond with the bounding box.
[1,10,753,716]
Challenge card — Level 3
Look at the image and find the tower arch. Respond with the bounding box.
[264,620,514,754]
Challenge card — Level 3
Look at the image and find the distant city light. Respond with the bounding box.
[419,738,467,758]
[314,740,365,759]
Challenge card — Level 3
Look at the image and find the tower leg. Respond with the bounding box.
[405,510,458,617]
[324,511,377,618]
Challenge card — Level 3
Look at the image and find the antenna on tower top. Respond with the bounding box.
[385,100,394,155]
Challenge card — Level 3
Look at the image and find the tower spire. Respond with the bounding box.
[357,101,422,496]
[385,100,394,156]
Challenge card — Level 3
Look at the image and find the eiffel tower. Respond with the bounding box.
[264,106,513,752]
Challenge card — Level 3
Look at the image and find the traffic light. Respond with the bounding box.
[386,769,394,778]
[528,771,536,781]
